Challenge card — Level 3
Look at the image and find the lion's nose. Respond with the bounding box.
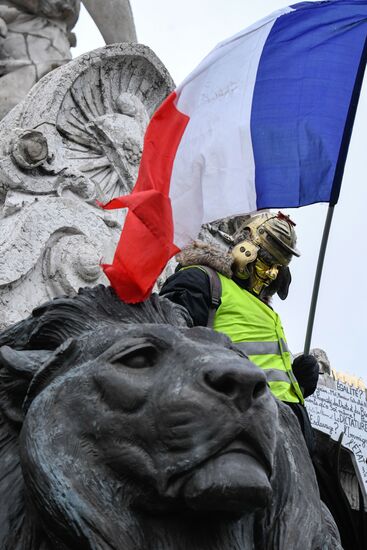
[202,362,268,408]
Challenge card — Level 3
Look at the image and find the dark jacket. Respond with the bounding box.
[160,266,215,327]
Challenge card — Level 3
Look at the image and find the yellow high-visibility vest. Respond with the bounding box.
[214,273,304,404]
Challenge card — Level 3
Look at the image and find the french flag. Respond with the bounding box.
[102,0,367,303]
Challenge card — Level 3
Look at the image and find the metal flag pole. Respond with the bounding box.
[303,205,334,355]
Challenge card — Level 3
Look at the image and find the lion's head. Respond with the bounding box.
[0,286,341,550]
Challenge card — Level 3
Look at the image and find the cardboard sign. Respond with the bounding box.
[306,380,367,505]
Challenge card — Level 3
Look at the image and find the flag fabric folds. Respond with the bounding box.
[101,0,367,303]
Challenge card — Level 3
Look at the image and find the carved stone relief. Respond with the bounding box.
[0,43,174,329]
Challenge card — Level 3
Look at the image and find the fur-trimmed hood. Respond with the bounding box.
[176,240,233,278]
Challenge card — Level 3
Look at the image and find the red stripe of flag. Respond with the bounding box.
[99,92,190,303]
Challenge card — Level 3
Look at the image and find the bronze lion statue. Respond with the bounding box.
[0,286,341,549]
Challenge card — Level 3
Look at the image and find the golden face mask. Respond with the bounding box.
[251,258,280,295]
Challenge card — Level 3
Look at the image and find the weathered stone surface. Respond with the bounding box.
[311,347,332,375]
[0,43,174,329]
[0,286,342,549]
[0,0,81,119]
[0,1,138,121]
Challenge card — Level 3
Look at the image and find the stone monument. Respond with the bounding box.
[0,5,364,548]
[0,42,174,329]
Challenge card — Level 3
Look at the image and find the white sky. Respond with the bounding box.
[74,1,367,381]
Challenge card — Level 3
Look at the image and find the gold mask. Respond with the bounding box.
[251,258,280,295]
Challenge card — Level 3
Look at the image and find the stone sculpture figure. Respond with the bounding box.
[0,43,174,329]
[82,0,137,44]
[0,0,138,120]
[0,0,80,119]
[0,285,342,549]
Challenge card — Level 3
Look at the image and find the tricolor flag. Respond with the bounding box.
[102,0,367,303]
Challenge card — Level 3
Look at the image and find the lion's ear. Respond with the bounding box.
[24,338,80,413]
[0,346,51,425]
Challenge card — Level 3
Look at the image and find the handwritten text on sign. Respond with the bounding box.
[306,381,367,500]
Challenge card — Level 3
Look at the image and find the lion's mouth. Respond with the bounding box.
[182,440,272,513]
[217,436,271,478]
[165,433,272,488]
[161,434,272,514]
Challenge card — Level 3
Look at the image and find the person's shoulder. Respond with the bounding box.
[159,265,214,327]
[161,265,212,291]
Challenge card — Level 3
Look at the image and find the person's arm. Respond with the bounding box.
[159,267,213,326]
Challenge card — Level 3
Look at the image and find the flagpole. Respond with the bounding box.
[303,205,334,355]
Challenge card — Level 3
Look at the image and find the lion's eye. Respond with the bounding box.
[112,344,158,369]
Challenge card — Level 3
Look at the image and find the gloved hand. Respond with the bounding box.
[292,354,319,398]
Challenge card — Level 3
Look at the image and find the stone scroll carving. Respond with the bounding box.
[0,43,174,329]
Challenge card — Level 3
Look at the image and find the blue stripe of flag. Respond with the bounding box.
[251,0,367,209]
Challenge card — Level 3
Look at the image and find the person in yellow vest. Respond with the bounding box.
[160,211,319,450]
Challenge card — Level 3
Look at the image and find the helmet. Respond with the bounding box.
[244,211,299,261]
[231,211,300,297]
